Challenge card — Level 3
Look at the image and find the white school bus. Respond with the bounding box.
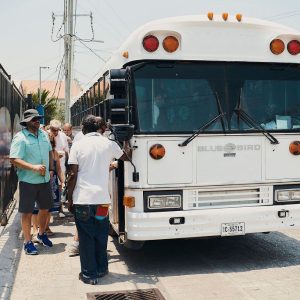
[71,13,300,249]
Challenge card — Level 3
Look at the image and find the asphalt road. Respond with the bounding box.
[7,209,300,300]
[111,229,300,300]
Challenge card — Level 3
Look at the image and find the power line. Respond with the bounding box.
[266,10,300,20]
[83,0,126,42]
[102,0,132,33]
[51,54,65,98]
[76,38,107,62]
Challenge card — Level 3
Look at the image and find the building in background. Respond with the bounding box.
[19,80,83,119]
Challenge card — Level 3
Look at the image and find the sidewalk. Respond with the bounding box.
[0,204,156,300]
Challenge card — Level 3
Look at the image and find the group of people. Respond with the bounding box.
[9,109,128,285]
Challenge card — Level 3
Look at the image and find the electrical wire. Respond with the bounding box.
[51,13,65,42]
[51,54,65,99]
[102,0,132,33]
[76,38,107,62]
[266,10,300,20]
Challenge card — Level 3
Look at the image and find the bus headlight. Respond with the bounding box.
[291,190,300,200]
[276,189,300,202]
[148,195,181,209]
[277,191,290,201]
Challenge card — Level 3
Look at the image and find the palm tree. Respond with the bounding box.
[32,89,59,124]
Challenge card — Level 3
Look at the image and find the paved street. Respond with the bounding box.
[1,204,300,300]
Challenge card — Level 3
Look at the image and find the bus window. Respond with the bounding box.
[134,62,300,133]
[135,76,220,132]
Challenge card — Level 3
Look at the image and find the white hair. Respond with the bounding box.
[50,119,62,129]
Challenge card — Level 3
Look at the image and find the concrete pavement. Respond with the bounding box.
[2,200,300,300]
[0,204,157,300]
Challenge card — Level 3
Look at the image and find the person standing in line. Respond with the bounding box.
[63,122,74,150]
[10,109,54,255]
[67,116,111,257]
[31,132,64,238]
[49,119,69,175]
[67,115,130,284]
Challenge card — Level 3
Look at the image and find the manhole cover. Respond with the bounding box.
[87,288,166,300]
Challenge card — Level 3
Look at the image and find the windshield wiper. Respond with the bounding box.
[178,112,226,147]
[234,108,279,145]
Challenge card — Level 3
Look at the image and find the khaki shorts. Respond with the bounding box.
[19,181,53,213]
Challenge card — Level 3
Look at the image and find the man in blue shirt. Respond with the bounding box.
[10,109,54,255]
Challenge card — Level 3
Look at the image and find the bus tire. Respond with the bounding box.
[123,239,145,250]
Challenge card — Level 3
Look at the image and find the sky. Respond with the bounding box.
[1,0,300,99]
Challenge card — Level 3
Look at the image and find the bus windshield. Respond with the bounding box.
[133,62,300,133]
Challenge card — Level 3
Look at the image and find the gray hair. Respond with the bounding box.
[50,119,62,130]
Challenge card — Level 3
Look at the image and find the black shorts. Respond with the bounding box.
[19,181,53,213]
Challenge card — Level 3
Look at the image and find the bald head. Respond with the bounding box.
[63,123,73,137]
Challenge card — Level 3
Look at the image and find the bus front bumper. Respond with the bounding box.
[125,204,300,241]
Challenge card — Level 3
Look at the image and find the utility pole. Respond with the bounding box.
[53,2,94,122]
[64,0,74,123]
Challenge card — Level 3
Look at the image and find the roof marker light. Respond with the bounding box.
[207,12,213,20]
[236,14,242,22]
[143,35,159,52]
[222,13,228,21]
[287,40,300,55]
[270,39,285,55]
[122,51,129,58]
[163,36,179,53]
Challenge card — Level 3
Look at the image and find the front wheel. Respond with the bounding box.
[123,239,145,250]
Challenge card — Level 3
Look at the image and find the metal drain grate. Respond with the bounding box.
[87,288,166,300]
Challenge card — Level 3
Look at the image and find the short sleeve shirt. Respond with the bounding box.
[68,132,123,205]
[9,128,52,184]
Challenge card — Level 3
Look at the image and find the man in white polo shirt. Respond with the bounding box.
[67,115,130,285]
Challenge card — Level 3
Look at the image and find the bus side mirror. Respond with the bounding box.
[109,98,128,124]
[111,124,134,142]
[110,69,127,97]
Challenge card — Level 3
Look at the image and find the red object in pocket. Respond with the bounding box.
[95,205,109,220]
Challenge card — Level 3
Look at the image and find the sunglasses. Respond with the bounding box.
[31,117,41,122]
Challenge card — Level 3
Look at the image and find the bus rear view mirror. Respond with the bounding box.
[110,69,127,97]
[109,98,128,124]
[111,124,134,142]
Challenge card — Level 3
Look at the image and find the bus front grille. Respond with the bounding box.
[185,186,273,209]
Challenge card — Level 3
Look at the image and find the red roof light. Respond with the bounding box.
[287,40,300,55]
[143,35,159,52]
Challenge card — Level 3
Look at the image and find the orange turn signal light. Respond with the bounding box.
[289,141,300,155]
[236,14,242,22]
[207,12,213,20]
[149,144,166,160]
[122,51,129,58]
[222,13,228,21]
[163,36,179,53]
[123,196,135,208]
[270,39,285,55]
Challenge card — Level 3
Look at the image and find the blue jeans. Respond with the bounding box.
[74,204,109,280]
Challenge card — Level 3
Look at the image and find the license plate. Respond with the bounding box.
[221,222,245,236]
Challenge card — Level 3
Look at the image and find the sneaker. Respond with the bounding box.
[68,243,79,257]
[37,233,53,247]
[24,241,38,255]
[78,272,99,285]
